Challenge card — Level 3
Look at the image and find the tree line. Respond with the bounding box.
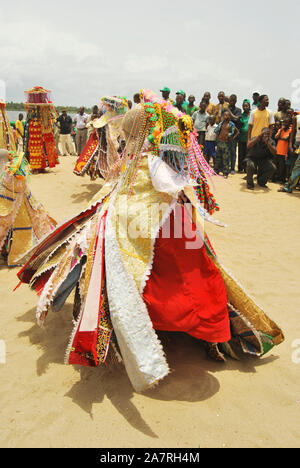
[6,102,92,113]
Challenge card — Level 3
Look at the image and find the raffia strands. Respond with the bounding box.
[188,133,217,180]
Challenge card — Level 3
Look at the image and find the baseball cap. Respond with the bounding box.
[176,90,185,96]
[160,87,171,93]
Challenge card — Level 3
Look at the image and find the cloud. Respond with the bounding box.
[1,0,300,109]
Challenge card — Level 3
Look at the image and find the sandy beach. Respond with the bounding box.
[0,156,299,448]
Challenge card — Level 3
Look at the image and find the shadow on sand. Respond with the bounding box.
[17,304,278,438]
[70,182,104,204]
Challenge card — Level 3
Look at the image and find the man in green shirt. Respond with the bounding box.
[176,90,189,106]
[174,90,188,113]
[238,99,251,172]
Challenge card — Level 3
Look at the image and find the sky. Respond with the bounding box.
[1,0,300,110]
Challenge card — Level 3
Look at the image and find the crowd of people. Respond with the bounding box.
[10,87,300,194]
[154,87,300,192]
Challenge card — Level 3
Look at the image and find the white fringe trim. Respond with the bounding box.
[105,191,170,393]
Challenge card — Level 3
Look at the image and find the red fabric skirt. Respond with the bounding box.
[143,207,231,343]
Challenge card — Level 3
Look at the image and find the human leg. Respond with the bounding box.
[246,158,256,188]
[283,155,300,192]
[60,134,71,156]
[238,141,247,172]
[214,141,223,174]
[230,139,237,172]
[222,142,231,176]
[257,159,276,186]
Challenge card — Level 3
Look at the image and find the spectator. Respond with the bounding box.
[15,113,24,155]
[274,116,293,184]
[127,100,133,110]
[286,107,294,117]
[251,92,260,110]
[182,92,188,106]
[288,110,300,173]
[88,105,100,136]
[133,93,141,104]
[74,107,89,156]
[53,112,61,156]
[57,108,75,156]
[174,91,187,113]
[202,92,215,115]
[278,150,300,193]
[272,120,281,143]
[186,95,198,116]
[214,109,239,178]
[214,91,229,124]
[175,90,188,107]
[237,99,251,173]
[192,101,208,146]
[248,95,275,140]
[11,123,17,146]
[245,127,276,189]
[204,115,217,165]
[160,87,172,103]
[274,98,287,123]
[228,94,242,173]
[285,99,291,110]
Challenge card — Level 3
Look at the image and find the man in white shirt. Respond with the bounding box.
[192,101,209,146]
[74,107,89,156]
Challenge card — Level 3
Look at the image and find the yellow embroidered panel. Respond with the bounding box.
[213,259,284,345]
[112,155,174,290]
[8,198,33,265]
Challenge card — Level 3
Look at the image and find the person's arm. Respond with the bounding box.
[214,123,221,135]
[229,108,241,124]
[227,108,236,121]
[247,110,254,143]
[247,134,261,149]
[15,122,23,137]
[233,125,240,140]
[290,118,296,153]
[266,138,277,157]
[67,116,74,133]
[55,115,62,128]
[247,124,253,143]
[287,129,293,147]
[268,111,275,133]
[274,129,281,140]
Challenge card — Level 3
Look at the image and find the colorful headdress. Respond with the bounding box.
[25,86,53,105]
[93,96,128,129]
[100,96,128,115]
[5,152,31,180]
[121,89,219,214]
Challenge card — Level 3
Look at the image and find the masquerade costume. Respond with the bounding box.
[0,152,56,267]
[0,100,16,153]
[23,87,59,172]
[74,96,128,180]
[17,90,283,392]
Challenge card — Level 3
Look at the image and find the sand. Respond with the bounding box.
[0,156,299,448]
